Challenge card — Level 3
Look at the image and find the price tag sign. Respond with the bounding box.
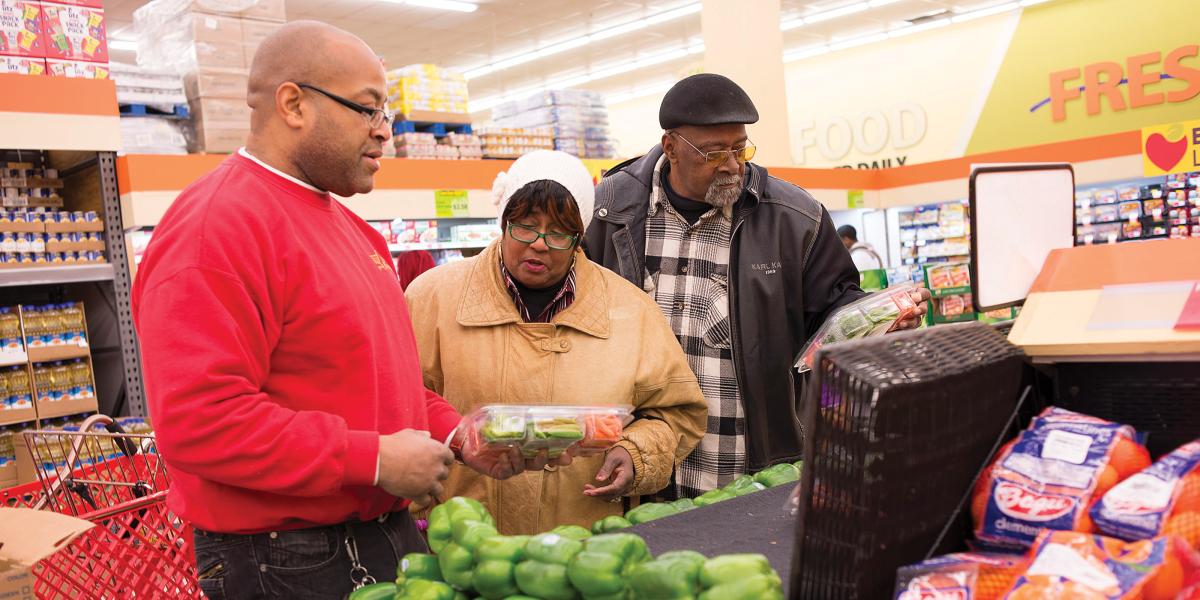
[847,189,865,208]
[435,189,470,218]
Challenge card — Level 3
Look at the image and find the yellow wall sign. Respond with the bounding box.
[434,189,469,218]
[1142,120,1200,176]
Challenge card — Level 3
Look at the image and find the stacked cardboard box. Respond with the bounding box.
[491,90,615,159]
[386,64,470,123]
[0,0,109,79]
[134,0,284,153]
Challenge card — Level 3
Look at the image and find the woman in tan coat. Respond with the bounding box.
[405,151,706,534]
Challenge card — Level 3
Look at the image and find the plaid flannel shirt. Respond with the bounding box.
[644,155,746,497]
[499,256,577,323]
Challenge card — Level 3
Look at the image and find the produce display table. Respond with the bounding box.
[625,484,796,593]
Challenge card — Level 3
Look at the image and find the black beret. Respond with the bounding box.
[659,73,759,129]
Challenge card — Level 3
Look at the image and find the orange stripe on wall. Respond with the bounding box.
[1029,238,1200,293]
[0,74,117,117]
[119,130,1146,194]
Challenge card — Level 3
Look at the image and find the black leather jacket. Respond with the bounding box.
[585,146,865,469]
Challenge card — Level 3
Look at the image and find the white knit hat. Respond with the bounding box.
[491,150,596,232]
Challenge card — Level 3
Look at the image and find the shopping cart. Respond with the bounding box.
[0,414,201,599]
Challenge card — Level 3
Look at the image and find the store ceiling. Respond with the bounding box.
[105,0,1019,112]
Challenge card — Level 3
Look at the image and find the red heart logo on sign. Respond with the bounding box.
[1146,133,1187,172]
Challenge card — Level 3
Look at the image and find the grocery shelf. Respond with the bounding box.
[388,241,492,252]
[0,75,120,152]
[28,345,90,363]
[0,355,27,368]
[0,264,114,288]
[0,409,36,427]
[35,400,99,421]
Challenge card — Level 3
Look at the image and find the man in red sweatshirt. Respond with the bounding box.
[133,22,546,599]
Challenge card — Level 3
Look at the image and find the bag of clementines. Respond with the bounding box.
[1092,439,1200,551]
[894,553,1027,600]
[1002,530,1200,599]
[972,408,1152,550]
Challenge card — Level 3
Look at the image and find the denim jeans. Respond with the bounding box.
[194,512,426,600]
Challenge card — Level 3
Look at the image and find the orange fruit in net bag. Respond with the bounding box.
[1175,472,1200,515]
[1142,548,1184,600]
[976,565,1022,600]
[1095,465,1120,497]
[1108,436,1151,479]
[1164,511,1200,549]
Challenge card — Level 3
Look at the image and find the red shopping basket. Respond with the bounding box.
[0,416,200,599]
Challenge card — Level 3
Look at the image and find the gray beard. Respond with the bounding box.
[703,174,742,217]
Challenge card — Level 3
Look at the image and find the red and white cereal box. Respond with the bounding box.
[40,4,105,63]
[0,0,43,57]
[0,54,42,73]
[45,57,106,79]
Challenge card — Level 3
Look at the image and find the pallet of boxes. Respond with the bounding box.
[386,64,481,160]
[133,0,286,154]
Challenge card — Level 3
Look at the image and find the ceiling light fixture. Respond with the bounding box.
[400,0,478,13]
[469,41,704,113]
[786,0,1046,62]
[461,2,700,80]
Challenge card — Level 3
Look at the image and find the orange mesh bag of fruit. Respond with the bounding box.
[1002,530,1200,599]
[1092,439,1200,550]
[894,553,1026,600]
[971,408,1150,550]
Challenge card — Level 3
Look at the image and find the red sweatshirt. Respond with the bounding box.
[132,152,460,534]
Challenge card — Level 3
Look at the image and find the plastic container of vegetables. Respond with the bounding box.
[464,405,634,458]
[795,283,919,372]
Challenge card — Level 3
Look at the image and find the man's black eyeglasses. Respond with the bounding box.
[295,83,394,130]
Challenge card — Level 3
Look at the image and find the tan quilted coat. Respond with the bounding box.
[404,241,706,534]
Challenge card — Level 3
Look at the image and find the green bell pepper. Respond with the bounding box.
[698,554,782,600]
[438,518,500,592]
[693,489,735,507]
[793,459,804,473]
[396,552,443,586]
[514,533,584,600]
[427,497,494,554]
[624,502,679,524]
[669,498,696,512]
[591,515,632,534]
[626,550,706,599]
[347,581,396,600]
[480,413,527,442]
[549,525,593,540]
[566,533,651,600]
[395,579,457,600]
[722,475,767,497]
[753,463,801,488]
[472,535,529,600]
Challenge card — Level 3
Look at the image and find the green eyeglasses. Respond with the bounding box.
[507,223,578,250]
[671,131,756,167]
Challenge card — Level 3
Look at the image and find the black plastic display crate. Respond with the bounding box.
[790,322,1027,600]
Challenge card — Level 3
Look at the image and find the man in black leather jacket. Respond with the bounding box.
[585,74,929,496]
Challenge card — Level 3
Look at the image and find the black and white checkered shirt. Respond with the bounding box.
[643,155,747,497]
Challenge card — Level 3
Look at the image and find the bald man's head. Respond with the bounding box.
[243,20,391,197]
[248,21,382,115]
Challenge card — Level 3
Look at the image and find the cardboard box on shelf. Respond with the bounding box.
[183,12,242,45]
[41,0,104,7]
[191,121,244,154]
[0,55,44,75]
[189,96,249,127]
[183,66,248,99]
[45,58,107,79]
[0,508,95,600]
[0,0,44,58]
[40,4,106,63]
[240,18,278,60]
[189,39,245,69]
[166,0,285,22]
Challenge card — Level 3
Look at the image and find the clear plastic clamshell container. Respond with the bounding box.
[795,283,919,373]
[465,405,634,458]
